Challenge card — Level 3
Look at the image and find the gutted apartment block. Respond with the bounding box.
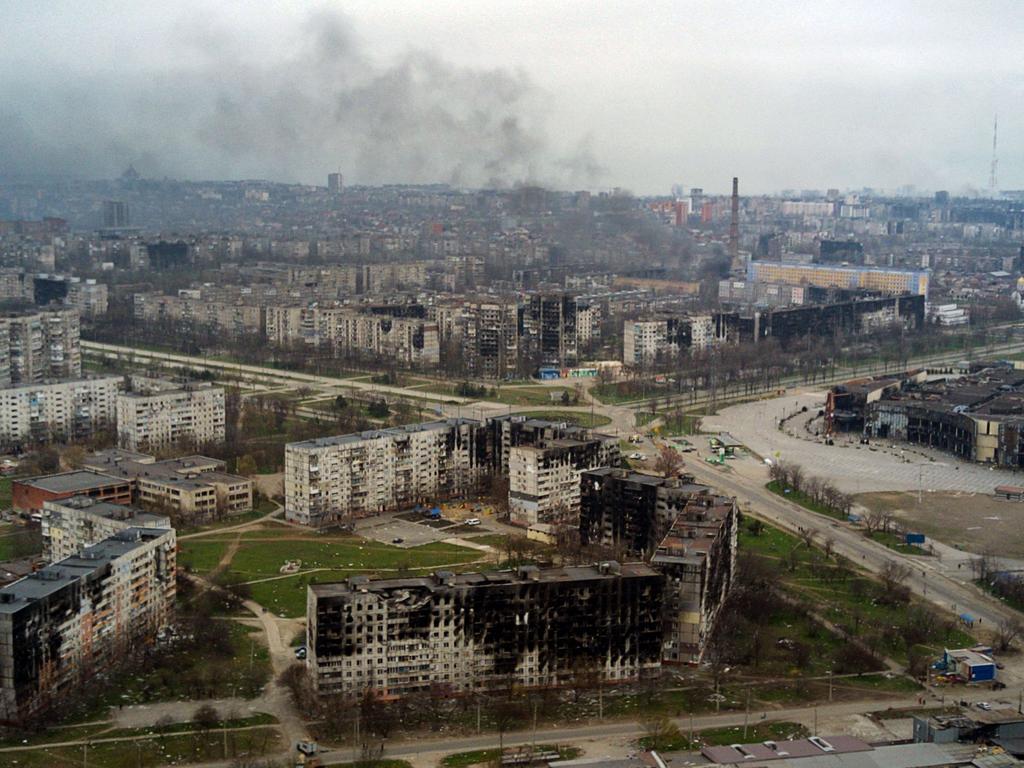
[580,468,739,663]
[308,562,665,698]
[0,525,176,723]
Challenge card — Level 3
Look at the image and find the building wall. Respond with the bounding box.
[116,385,226,452]
[0,376,119,450]
[0,309,81,388]
[0,527,176,722]
[308,564,665,698]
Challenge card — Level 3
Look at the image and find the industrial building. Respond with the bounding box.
[41,495,171,562]
[307,562,666,698]
[0,375,120,450]
[13,470,134,514]
[0,525,176,722]
[838,364,1024,468]
[116,380,226,452]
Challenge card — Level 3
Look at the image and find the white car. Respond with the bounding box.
[466,518,481,526]
[629,452,645,461]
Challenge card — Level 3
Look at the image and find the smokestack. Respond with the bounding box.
[729,176,741,272]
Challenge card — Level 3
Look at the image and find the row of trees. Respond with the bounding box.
[767,460,854,518]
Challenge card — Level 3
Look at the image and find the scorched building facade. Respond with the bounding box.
[308,562,665,698]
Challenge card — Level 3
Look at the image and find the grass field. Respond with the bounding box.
[0,522,42,561]
[740,523,972,665]
[515,410,612,428]
[869,530,931,556]
[180,528,485,616]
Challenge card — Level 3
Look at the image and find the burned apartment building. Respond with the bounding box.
[285,415,620,527]
[507,432,619,527]
[828,363,1024,468]
[307,562,666,698]
[580,468,739,663]
[0,525,176,723]
[432,297,520,379]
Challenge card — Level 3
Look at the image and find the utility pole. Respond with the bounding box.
[828,669,833,702]
[689,713,694,747]
[813,706,818,736]
[743,688,751,739]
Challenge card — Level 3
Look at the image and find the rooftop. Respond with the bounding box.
[18,470,128,494]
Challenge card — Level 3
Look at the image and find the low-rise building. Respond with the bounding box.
[0,526,176,722]
[13,470,133,514]
[82,450,253,520]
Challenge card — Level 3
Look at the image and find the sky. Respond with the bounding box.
[1,1,1022,194]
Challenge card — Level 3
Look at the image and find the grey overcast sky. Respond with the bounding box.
[2,1,1022,194]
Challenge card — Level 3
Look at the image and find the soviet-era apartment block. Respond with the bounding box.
[308,562,664,698]
[508,434,619,527]
[41,495,171,562]
[285,415,619,526]
[116,380,226,452]
[0,525,176,722]
[579,468,738,663]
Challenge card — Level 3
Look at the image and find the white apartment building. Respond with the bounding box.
[0,308,81,387]
[41,495,171,563]
[116,382,225,451]
[623,320,666,366]
[623,315,717,368]
[508,437,620,527]
[0,375,120,449]
[285,419,487,526]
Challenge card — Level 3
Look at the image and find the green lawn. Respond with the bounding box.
[635,411,704,436]
[0,476,14,508]
[515,410,612,428]
[3,724,282,768]
[740,522,972,665]
[766,480,845,521]
[0,522,42,562]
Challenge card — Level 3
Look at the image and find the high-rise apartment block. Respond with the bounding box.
[0,308,81,387]
[748,261,929,297]
[285,416,619,527]
[116,381,226,452]
[308,562,665,698]
[0,525,175,722]
[507,434,619,527]
[0,375,120,450]
[623,315,717,367]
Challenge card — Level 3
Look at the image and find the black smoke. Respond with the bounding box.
[0,10,603,188]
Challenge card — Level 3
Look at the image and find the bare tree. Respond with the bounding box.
[654,444,684,478]
[996,616,1024,651]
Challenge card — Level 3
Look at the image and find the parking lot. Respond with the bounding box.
[355,509,491,548]
[705,390,1024,495]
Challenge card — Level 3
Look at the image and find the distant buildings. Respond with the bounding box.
[101,200,131,229]
[0,525,175,722]
[748,261,929,297]
[327,173,344,194]
[116,380,226,452]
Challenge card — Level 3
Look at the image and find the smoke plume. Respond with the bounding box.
[0,10,603,188]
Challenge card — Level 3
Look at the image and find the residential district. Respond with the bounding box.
[4,172,1024,768]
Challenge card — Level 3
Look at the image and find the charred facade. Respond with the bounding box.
[308,562,664,698]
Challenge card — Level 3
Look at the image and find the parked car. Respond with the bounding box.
[977,701,992,711]
[629,452,644,460]
[294,646,307,660]
[466,518,481,526]
[391,537,404,544]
